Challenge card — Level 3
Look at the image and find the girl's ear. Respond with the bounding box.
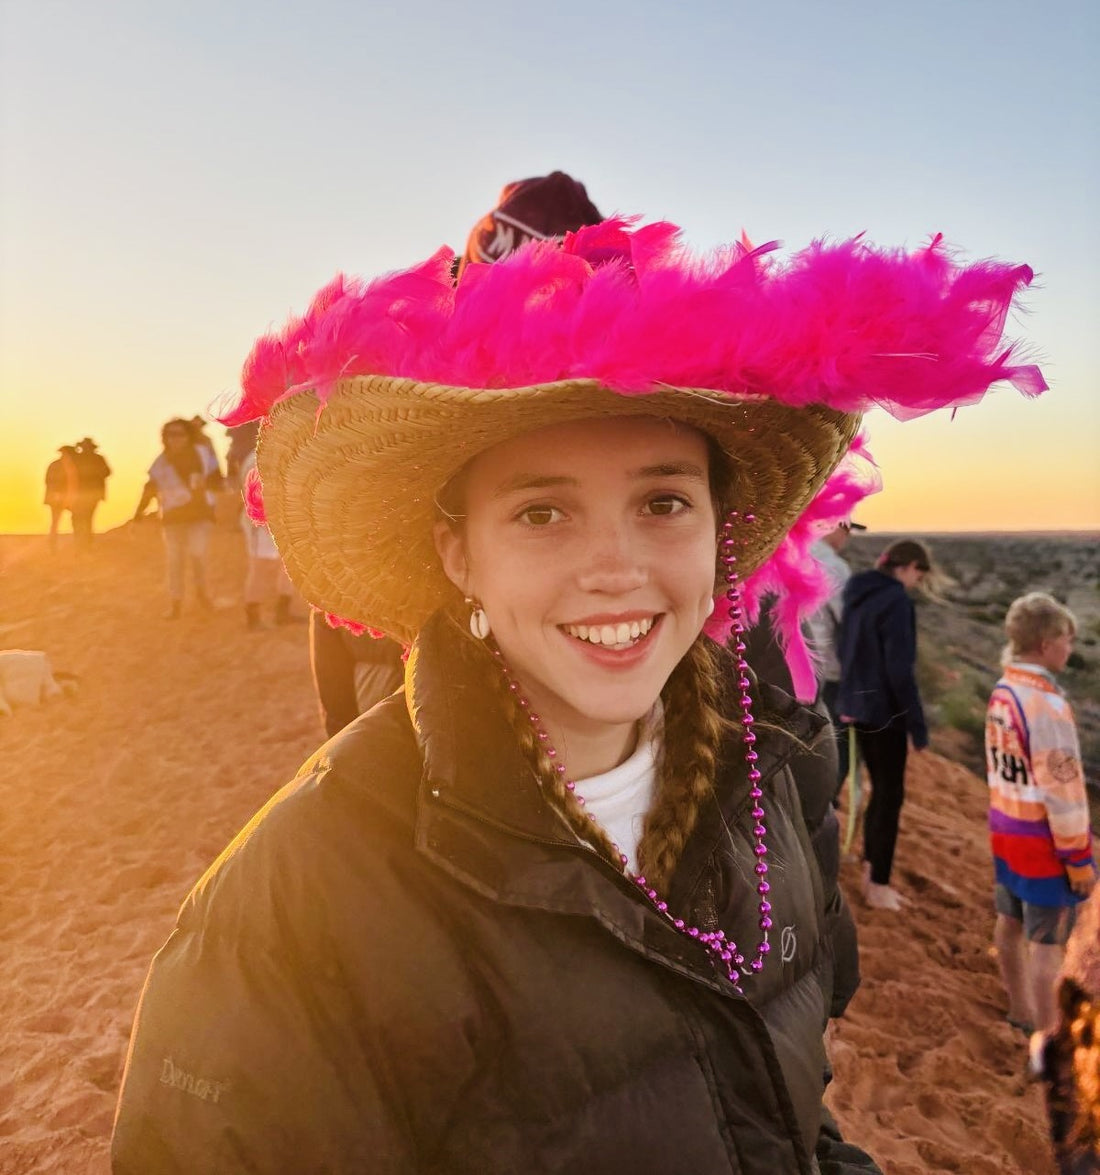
[433,520,471,595]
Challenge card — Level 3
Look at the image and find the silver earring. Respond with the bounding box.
[466,598,491,640]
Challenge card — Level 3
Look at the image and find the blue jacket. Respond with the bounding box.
[837,569,928,747]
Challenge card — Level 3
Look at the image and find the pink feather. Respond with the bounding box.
[242,466,267,525]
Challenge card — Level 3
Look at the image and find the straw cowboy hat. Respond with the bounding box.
[228,218,1043,650]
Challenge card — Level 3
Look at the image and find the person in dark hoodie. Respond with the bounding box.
[837,538,936,911]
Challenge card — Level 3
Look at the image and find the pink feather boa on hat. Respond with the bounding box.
[229,217,1044,697]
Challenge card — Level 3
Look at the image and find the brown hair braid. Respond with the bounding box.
[636,636,730,892]
[447,609,623,863]
[491,666,624,863]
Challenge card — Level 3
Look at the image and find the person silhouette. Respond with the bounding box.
[71,438,112,547]
[43,446,78,552]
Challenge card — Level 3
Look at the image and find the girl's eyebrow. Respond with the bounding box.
[633,461,707,480]
[492,474,576,499]
[494,462,707,498]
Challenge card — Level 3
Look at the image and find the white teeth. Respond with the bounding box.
[563,617,657,646]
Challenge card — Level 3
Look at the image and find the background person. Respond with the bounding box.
[71,437,112,547]
[837,538,937,911]
[132,418,220,619]
[986,592,1094,1036]
[308,612,405,735]
[808,519,865,791]
[43,445,78,552]
[232,419,300,630]
[112,216,1042,1173]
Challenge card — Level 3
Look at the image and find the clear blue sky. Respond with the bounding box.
[2,0,1098,531]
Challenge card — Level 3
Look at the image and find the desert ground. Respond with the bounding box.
[3,523,1092,1174]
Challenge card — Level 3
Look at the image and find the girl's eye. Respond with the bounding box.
[645,495,689,517]
[518,505,562,526]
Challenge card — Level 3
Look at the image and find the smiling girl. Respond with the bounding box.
[113,218,1044,1173]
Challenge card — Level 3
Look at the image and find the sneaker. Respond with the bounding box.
[864,882,904,911]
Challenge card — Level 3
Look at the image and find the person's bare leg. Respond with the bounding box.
[994,914,1031,1026]
[1028,942,1064,1032]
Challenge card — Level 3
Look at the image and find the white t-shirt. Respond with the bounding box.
[576,706,662,873]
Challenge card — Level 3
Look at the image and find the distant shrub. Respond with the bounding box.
[939,689,986,739]
[916,648,948,703]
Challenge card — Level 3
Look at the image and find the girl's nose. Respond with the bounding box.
[574,523,648,595]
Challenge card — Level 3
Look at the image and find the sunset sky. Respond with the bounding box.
[2,0,1098,535]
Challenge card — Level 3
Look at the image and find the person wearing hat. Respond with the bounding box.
[43,445,78,552]
[71,437,112,548]
[113,218,1044,1173]
[808,518,867,792]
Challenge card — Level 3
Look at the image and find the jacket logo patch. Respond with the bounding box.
[780,925,797,963]
[160,1056,229,1104]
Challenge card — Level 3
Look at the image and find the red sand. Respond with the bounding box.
[0,528,1057,1174]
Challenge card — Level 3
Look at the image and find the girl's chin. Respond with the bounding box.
[553,687,665,732]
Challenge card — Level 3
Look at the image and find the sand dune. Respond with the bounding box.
[0,526,1057,1173]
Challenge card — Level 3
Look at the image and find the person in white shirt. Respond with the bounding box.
[808,520,864,791]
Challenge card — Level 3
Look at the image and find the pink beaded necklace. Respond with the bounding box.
[490,510,770,994]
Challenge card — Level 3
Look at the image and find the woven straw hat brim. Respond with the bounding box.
[258,376,860,645]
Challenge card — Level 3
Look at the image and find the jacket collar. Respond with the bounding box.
[406,611,821,875]
[406,612,575,847]
[1003,662,1061,695]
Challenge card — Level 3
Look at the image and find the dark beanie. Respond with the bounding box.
[461,172,603,269]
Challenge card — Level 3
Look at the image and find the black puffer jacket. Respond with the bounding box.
[113,615,876,1174]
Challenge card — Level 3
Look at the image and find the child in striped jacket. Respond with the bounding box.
[987,592,1095,1035]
